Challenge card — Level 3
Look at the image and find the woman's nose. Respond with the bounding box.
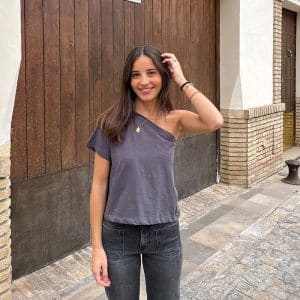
[140,74,149,84]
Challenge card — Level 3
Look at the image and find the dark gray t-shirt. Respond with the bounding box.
[87,112,179,225]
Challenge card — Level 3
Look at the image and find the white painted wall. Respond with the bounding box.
[296,12,300,97]
[220,0,273,110]
[0,0,21,147]
[220,0,242,110]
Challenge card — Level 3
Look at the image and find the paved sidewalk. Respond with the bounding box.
[12,159,300,299]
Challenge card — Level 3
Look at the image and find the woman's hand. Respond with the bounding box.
[92,248,111,287]
[161,52,187,87]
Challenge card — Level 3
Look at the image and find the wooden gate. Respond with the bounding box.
[11,0,219,278]
[282,8,297,150]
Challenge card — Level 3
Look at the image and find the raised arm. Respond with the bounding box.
[90,153,111,287]
[161,52,223,136]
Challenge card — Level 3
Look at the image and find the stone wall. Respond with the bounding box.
[0,142,12,299]
[221,104,285,187]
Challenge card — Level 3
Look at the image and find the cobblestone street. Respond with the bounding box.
[12,167,300,299]
[181,192,300,299]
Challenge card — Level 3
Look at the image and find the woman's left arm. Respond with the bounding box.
[161,52,224,135]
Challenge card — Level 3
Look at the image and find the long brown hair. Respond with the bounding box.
[97,45,174,143]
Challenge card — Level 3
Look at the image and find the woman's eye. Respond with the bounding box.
[148,71,157,76]
[131,73,139,78]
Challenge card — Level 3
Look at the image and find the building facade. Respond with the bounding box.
[0,0,299,297]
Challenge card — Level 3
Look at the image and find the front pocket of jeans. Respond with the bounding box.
[102,224,124,253]
[156,222,181,253]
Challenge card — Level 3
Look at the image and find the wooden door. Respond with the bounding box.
[11,0,219,278]
[282,8,296,150]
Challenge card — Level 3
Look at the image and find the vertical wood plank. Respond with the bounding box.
[101,0,114,111]
[11,0,27,181]
[161,0,170,53]
[215,0,220,108]
[152,0,162,49]
[182,0,191,110]
[209,0,217,104]
[190,0,201,92]
[200,0,207,95]
[203,0,210,98]
[60,0,76,169]
[25,0,45,177]
[134,1,145,46]
[144,0,153,45]
[176,0,185,107]
[44,0,61,173]
[75,0,90,165]
[124,1,135,57]
[169,0,179,107]
[89,0,102,132]
[113,0,125,101]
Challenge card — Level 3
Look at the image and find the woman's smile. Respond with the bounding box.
[140,87,153,94]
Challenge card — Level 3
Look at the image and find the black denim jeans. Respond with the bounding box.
[102,219,182,300]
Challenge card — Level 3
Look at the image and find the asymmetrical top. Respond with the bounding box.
[86,112,179,225]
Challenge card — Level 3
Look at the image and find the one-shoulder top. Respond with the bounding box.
[86,112,179,225]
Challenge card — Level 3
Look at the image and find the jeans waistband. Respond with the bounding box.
[103,219,178,230]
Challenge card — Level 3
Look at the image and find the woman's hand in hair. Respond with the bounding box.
[161,52,187,87]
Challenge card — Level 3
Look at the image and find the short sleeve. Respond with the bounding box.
[86,127,111,161]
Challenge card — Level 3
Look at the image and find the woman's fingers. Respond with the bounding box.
[92,251,111,287]
[161,52,186,85]
[92,265,111,287]
[161,53,179,65]
[100,262,111,286]
[92,266,102,285]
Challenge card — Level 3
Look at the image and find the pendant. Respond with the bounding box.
[136,127,141,133]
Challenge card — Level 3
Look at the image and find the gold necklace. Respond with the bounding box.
[134,112,165,133]
[134,118,148,133]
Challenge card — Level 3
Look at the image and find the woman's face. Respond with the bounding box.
[130,55,162,103]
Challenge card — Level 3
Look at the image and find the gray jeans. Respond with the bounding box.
[102,219,182,300]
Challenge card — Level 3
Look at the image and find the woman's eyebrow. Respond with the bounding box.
[131,68,157,72]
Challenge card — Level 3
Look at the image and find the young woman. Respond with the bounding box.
[87,45,223,300]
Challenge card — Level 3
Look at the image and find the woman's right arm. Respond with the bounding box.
[90,152,111,287]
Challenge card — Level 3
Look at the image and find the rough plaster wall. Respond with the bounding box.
[220,0,273,110]
[0,0,21,146]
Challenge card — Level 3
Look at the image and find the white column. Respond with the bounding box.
[220,0,273,110]
[0,0,21,146]
[296,12,300,99]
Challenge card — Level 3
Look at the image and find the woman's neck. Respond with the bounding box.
[134,100,161,120]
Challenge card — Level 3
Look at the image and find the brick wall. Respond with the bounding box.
[273,0,283,104]
[0,142,12,299]
[221,104,285,187]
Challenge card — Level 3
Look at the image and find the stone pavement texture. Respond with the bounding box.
[12,165,300,299]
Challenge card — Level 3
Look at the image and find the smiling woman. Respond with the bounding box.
[86,45,223,300]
